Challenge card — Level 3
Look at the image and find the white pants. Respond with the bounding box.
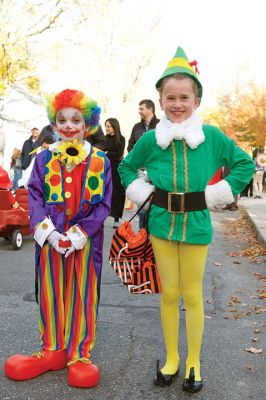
[253,171,264,197]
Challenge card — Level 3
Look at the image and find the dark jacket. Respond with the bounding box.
[86,126,106,151]
[105,134,126,219]
[21,137,38,170]
[36,125,55,147]
[127,114,159,152]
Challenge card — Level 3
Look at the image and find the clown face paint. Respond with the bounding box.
[55,108,86,142]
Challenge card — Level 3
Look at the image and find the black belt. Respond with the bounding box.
[151,188,207,213]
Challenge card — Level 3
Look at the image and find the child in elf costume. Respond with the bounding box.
[4,89,112,388]
[118,47,254,393]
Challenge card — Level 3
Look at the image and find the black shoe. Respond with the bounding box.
[182,367,203,393]
[153,360,179,387]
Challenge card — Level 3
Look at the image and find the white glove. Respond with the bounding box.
[64,226,88,258]
[47,230,68,254]
[64,242,76,258]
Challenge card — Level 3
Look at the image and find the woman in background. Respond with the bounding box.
[105,118,126,228]
[10,148,22,191]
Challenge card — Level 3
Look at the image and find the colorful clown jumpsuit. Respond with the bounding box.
[28,143,112,363]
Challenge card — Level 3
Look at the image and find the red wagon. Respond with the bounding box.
[0,189,31,249]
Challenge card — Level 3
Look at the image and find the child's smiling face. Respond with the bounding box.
[159,77,199,123]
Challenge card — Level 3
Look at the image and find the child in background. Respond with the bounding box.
[118,47,254,393]
[0,166,19,208]
[18,134,55,189]
[10,148,22,191]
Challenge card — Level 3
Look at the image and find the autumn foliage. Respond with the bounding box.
[203,82,266,151]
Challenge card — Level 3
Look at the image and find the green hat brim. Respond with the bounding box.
[155,66,203,99]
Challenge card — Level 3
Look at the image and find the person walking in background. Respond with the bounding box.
[118,46,254,393]
[36,124,56,146]
[127,99,159,153]
[253,152,266,198]
[127,100,159,228]
[222,166,239,210]
[18,134,55,189]
[86,125,106,151]
[21,127,40,170]
[105,118,126,228]
[10,148,22,191]
[240,177,253,198]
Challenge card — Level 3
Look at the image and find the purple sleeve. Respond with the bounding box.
[74,157,113,237]
[27,152,47,233]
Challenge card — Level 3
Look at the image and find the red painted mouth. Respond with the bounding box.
[59,130,80,138]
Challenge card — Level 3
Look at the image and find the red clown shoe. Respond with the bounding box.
[4,349,67,380]
[68,359,100,388]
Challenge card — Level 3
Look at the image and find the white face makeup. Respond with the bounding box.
[55,107,86,142]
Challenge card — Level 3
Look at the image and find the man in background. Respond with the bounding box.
[127,100,159,228]
[21,127,40,170]
[127,99,159,153]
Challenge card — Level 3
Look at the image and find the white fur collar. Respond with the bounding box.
[155,111,205,150]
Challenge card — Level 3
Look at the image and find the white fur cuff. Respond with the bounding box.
[126,177,155,206]
[205,180,234,208]
[34,216,55,247]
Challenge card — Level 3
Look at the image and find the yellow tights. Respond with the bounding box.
[151,236,208,381]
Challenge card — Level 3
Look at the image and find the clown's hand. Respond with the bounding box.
[64,242,76,258]
[47,231,68,254]
[65,225,88,258]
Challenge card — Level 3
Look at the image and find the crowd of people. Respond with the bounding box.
[0,46,265,393]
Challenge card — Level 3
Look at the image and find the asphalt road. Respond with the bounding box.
[0,209,265,400]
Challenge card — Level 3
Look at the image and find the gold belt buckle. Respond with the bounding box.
[168,192,185,213]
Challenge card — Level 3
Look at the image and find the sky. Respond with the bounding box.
[32,0,266,117]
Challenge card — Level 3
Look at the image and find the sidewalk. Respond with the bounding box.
[238,195,266,247]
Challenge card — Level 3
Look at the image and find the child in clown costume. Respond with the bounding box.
[4,89,112,388]
[118,47,254,392]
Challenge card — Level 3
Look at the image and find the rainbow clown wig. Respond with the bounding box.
[47,89,101,138]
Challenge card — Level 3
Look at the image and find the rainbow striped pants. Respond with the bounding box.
[36,240,98,362]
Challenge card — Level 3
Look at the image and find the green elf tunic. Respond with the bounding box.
[118,112,254,244]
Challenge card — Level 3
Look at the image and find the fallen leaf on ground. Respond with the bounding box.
[233,260,242,264]
[228,295,241,303]
[213,261,223,267]
[246,365,255,371]
[252,338,260,342]
[226,252,239,257]
[254,328,262,333]
[206,299,212,304]
[245,347,263,354]
[205,315,212,319]
[255,259,266,264]
[223,211,266,260]
[254,306,266,314]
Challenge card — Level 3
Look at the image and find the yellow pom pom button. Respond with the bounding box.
[66,209,72,216]
[71,226,77,233]
[42,223,48,230]
[65,177,72,184]
[65,191,71,199]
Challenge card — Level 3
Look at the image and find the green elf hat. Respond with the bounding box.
[155,46,203,99]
